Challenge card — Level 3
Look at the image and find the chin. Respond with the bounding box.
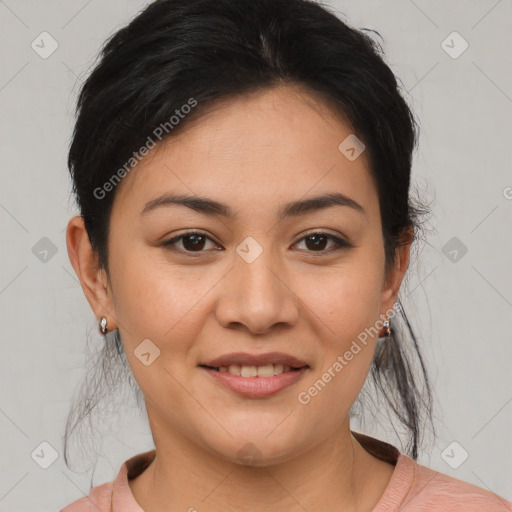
[203,429,308,468]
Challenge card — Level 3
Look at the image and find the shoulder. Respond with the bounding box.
[402,457,512,511]
[59,481,114,512]
[59,450,154,512]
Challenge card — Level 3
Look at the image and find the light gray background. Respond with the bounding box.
[1,0,511,510]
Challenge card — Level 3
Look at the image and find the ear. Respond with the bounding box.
[380,226,413,316]
[66,215,118,330]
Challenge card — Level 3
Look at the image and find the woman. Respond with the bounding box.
[60,0,512,510]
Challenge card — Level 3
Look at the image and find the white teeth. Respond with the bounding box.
[257,365,274,377]
[273,364,284,375]
[228,364,241,376]
[241,365,258,377]
[218,363,299,377]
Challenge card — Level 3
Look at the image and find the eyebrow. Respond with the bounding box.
[140,192,366,219]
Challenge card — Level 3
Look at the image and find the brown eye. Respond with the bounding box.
[295,233,351,253]
[163,230,352,256]
[181,234,207,251]
[163,231,219,253]
[304,233,329,251]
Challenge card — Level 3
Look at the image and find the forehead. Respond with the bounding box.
[111,84,378,222]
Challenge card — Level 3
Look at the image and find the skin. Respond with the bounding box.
[67,83,412,512]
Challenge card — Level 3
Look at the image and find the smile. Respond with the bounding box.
[202,363,302,376]
[199,364,308,398]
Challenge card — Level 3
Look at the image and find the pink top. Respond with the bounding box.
[60,431,512,511]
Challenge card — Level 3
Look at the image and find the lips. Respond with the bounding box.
[200,365,309,398]
[200,351,309,369]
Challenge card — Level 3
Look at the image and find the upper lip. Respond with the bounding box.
[201,352,309,369]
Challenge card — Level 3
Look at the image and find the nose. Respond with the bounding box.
[215,246,300,335]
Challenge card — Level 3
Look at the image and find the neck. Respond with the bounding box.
[129,417,395,512]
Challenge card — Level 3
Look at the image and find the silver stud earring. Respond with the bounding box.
[99,316,108,335]
[383,318,392,337]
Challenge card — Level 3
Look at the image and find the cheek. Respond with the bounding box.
[108,244,192,340]
[294,266,382,421]
[295,261,383,341]
[108,250,208,403]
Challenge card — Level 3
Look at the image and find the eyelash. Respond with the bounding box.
[162,230,352,255]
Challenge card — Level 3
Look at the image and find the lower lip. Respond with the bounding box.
[200,366,308,398]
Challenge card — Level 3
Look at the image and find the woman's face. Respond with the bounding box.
[78,84,408,464]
